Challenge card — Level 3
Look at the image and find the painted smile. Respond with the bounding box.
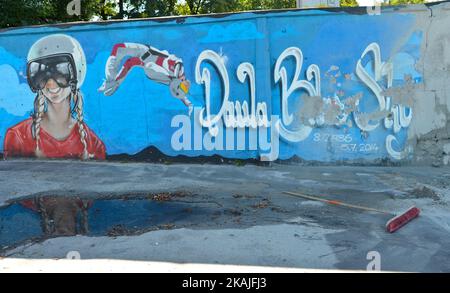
[46,87,62,95]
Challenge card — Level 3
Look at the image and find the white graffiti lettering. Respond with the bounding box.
[193,43,414,160]
[274,47,320,142]
[195,50,269,137]
[355,43,412,159]
[274,43,413,159]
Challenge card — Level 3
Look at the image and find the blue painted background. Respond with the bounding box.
[0,8,423,162]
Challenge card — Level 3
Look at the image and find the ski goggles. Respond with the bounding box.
[27,54,77,93]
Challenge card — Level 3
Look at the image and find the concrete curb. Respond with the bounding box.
[0,258,375,273]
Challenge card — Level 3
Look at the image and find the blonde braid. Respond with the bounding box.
[33,91,46,158]
[75,91,90,160]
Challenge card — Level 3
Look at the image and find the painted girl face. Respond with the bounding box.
[42,78,71,104]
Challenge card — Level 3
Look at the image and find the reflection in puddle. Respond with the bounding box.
[20,197,92,236]
[20,197,91,236]
[1,193,208,250]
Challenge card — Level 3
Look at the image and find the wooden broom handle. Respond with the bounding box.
[283,191,392,215]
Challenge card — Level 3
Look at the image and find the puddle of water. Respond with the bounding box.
[0,194,212,250]
[0,203,42,248]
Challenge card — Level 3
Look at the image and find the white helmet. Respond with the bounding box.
[27,34,87,88]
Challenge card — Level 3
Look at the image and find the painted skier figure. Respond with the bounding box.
[98,43,192,113]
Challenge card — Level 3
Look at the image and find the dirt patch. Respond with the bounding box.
[106,222,179,238]
[150,191,190,202]
[151,193,173,202]
[233,194,258,199]
[251,199,271,209]
[107,225,132,237]
[224,208,243,216]
[159,224,176,230]
[410,186,441,201]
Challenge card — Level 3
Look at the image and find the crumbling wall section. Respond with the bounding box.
[409,2,450,165]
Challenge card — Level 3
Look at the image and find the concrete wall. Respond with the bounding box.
[0,2,449,165]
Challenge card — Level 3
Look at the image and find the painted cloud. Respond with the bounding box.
[200,22,265,43]
[0,64,34,117]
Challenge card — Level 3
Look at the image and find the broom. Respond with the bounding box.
[283,191,420,233]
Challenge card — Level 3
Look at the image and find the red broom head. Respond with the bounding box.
[386,206,421,233]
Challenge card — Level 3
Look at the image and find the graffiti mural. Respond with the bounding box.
[0,8,424,163]
[274,42,414,160]
[2,34,105,160]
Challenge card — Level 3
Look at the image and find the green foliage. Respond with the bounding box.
[116,0,177,18]
[243,0,297,10]
[175,0,296,15]
[340,0,426,6]
[0,0,116,28]
[340,0,358,7]
[0,0,428,28]
[387,0,425,5]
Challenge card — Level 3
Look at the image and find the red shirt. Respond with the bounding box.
[3,118,106,160]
